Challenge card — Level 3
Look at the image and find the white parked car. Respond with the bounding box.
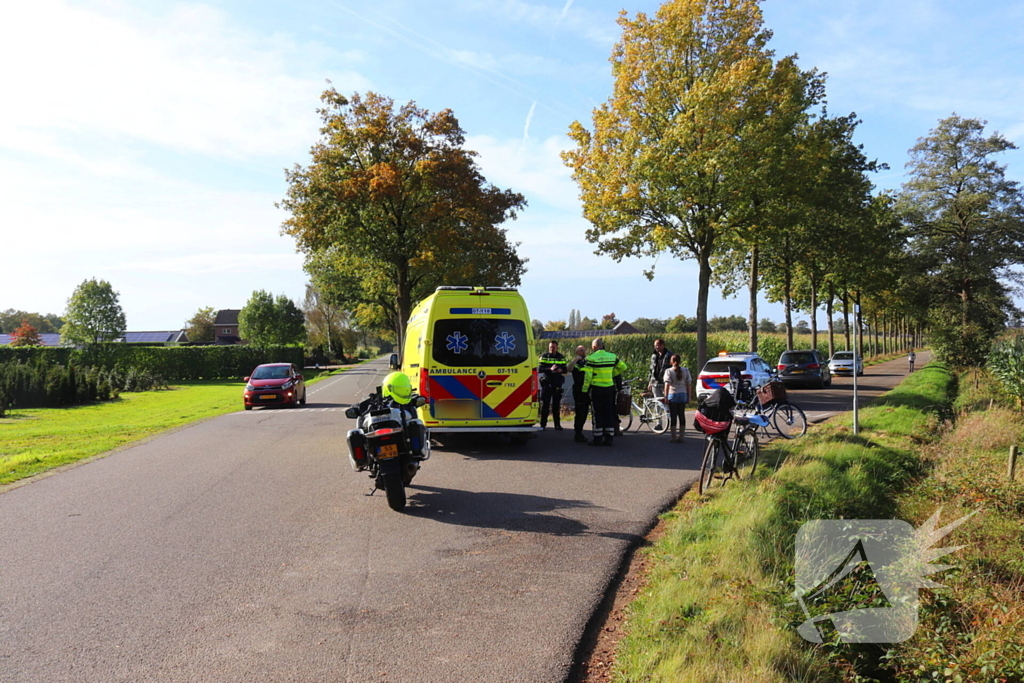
[829,351,864,376]
[696,352,774,402]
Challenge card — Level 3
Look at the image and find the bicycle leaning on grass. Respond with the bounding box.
[732,372,808,440]
[695,407,769,495]
[618,379,669,434]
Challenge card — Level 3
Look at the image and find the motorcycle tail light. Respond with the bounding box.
[373,428,399,437]
[353,445,366,462]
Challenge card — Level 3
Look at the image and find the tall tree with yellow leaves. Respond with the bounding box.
[563,0,819,367]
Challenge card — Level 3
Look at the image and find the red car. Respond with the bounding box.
[243,363,307,410]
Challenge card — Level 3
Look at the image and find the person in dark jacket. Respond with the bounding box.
[568,345,589,443]
[649,339,673,400]
[538,340,567,430]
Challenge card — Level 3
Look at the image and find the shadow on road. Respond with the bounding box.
[432,432,699,470]
[402,484,640,542]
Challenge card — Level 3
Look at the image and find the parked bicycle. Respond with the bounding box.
[732,372,808,440]
[695,406,768,495]
[619,379,669,434]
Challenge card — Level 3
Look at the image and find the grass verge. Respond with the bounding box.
[0,366,352,486]
[886,368,1024,681]
[610,364,968,682]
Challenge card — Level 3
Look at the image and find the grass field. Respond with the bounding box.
[0,367,348,486]
[610,364,960,682]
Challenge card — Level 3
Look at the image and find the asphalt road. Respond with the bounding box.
[0,351,926,683]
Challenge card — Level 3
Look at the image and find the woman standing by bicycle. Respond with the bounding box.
[663,354,692,443]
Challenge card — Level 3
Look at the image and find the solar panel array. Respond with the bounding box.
[124,331,184,343]
[538,330,605,340]
[0,333,64,347]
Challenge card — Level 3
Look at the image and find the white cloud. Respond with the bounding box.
[467,133,579,212]
[112,252,302,276]
[0,0,370,161]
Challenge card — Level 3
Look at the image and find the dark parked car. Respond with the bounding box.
[776,349,831,389]
[243,363,307,410]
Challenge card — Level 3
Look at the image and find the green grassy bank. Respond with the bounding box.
[609,363,1023,682]
[0,367,347,486]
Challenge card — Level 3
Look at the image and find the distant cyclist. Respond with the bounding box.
[908,349,916,372]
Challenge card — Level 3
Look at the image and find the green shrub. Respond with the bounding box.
[0,344,304,381]
[534,333,836,386]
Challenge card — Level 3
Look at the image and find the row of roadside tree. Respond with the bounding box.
[276,0,1022,373]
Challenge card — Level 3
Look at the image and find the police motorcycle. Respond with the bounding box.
[344,372,429,511]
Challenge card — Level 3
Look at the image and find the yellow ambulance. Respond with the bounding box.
[392,286,540,437]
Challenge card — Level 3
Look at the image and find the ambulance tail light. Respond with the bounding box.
[419,368,430,399]
[531,369,539,401]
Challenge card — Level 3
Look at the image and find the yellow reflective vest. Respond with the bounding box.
[582,349,626,391]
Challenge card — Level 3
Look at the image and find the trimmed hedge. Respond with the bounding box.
[0,364,111,409]
[0,344,304,381]
[534,333,837,386]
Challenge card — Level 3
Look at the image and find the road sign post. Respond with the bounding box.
[853,304,860,436]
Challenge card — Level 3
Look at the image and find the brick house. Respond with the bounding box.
[214,309,242,345]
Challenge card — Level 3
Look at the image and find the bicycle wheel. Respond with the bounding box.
[698,438,719,495]
[621,402,638,432]
[772,402,807,439]
[647,400,669,434]
[735,428,759,478]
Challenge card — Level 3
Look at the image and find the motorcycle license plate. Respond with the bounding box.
[260,394,278,400]
[377,443,399,460]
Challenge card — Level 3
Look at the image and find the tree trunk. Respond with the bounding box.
[748,245,759,353]
[826,284,835,358]
[783,237,794,350]
[873,310,879,358]
[395,258,412,353]
[696,249,713,371]
[842,292,851,351]
[855,292,864,361]
[809,276,819,351]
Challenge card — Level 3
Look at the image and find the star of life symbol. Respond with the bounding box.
[446,331,469,354]
[792,508,978,644]
[494,331,516,354]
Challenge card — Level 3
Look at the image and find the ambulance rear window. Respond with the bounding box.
[433,319,529,367]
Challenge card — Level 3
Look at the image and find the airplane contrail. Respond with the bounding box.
[522,101,537,146]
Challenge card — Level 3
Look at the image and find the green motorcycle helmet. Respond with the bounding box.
[382,371,413,404]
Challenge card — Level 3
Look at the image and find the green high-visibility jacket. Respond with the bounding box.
[582,349,626,391]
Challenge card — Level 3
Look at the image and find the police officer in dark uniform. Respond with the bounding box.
[567,345,589,443]
[538,340,567,430]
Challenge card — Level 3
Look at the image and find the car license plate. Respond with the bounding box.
[791,370,804,374]
[261,394,278,400]
[378,444,399,460]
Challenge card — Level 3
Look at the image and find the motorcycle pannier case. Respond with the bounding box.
[346,429,368,471]
[406,418,428,457]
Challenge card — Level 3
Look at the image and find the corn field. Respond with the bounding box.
[988,334,1024,407]
[534,333,839,386]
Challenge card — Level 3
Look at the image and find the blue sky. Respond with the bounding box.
[3,0,1022,332]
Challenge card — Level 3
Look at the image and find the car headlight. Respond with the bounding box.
[245,384,255,392]
[282,380,294,390]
